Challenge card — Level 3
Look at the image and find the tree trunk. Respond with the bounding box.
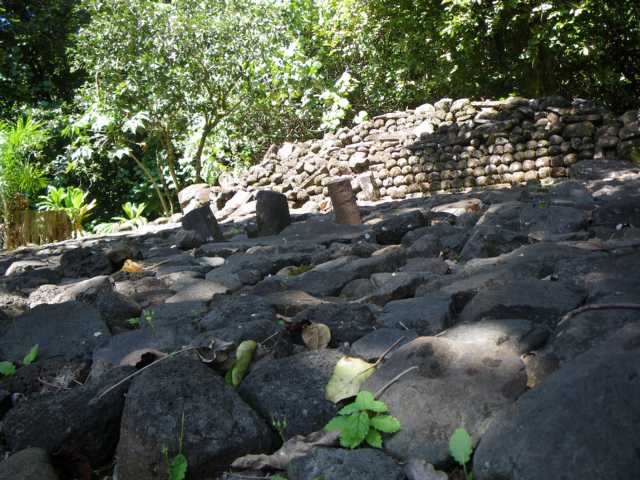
[129,152,171,216]
[163,131,182,193]
[193,120,214,184]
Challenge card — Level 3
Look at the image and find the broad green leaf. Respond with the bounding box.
[354,390,388,413]
[0,361,16,377]
[324,415,349,433]
[337,402,363,416]
[231,340,257,386]
[339,412,370,449]
[169,453,188,480]
[23,344,39,365]
[366,428,383,448]
[449,427,473,466]
[325,356,375,403]
[370,415,401,434]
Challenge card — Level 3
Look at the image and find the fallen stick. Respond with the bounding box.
[559,303,640,326]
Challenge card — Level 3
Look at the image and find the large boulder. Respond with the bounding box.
[362,336,527,465]
[288,448,404,480]
[256,190,291,236]
[3,366,133,466]
[474,323,640,480]
[0,301,110,363]
[458,278,585,327]
[28,276,141,331]
[378,293,452,335]
[59,247,113,278]
[0,448,59,480]
[239,350,342,439]
[117,356,272,479]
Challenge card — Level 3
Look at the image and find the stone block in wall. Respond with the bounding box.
[538,167,552,178]
[620,122,640,140]
[563,121,595,138]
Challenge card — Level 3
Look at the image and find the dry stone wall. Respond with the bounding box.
[231,96,640,207]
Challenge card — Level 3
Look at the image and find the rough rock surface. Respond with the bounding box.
[0,99,638,480]
[117,356,272,479]
[288,448,404,480]
[362,336,527,465]
[239,350,343,439]
[474,323,640,480]
[0,448,59,480]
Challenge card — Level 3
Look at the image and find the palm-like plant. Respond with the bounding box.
[94,201,148,234]
[0,117,49,208]
[113,201,148,230]
[37,186,97,235]
[0,117,49,247]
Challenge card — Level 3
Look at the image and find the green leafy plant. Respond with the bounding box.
[142,309,155,330]
[126,317,141,329]
[324,390,400,449]
[270,476,288,480]
[0,361,16,377]
[449,427,474,480]
[38,186,96,235]
[162,412,188,480]
[23,344,39,366]
[94,201,148,234]
[272,416,288,445]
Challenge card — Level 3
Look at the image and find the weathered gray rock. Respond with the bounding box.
[350,328,418,361]
[117,356,272,479]
[164,279,228,303]
[0,448,59,480]
[378,293,452,335]
[458,278,585,327]
[288,448,404,480]
[28,276,141,331]
[519,204,589,239]
[0,301,110,363]
[256,190,291,236]
[181,204,223,243]
[293,303,379,346]
[474,323,640,480]
[239,350,342,439]
[60,247,113,278]
[263,290,329,316]
[175,229,205,249]
[3,366,133,466]
[371,210,427,245]
[362,336,526,465]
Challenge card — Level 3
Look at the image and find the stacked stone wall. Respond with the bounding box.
[233,96,640,206]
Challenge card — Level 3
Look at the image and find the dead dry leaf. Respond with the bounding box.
[302,322,331,350]
[325,356,375,403]
[119,348,167,367]
[231,429,339,471]
[121,259,143,273]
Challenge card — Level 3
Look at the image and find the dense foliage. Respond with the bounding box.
[1,0,638,223]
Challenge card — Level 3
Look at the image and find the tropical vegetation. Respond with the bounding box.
[0,0,638,231]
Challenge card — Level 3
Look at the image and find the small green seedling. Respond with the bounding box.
[143,309,155,330]
[225,340,257,387]
[23,344,39,366]
[272,417,288,445]
[324,390,400,449]
[449,427,474,480]
[126,317,141,329]
[270,476,288,480]
[0,361,16,377]
[163,413,188,480]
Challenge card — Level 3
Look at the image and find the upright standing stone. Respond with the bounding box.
[357,172,381,201]
[181,205,223,242]
[256,190,291,236]
[328,178,362,225]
